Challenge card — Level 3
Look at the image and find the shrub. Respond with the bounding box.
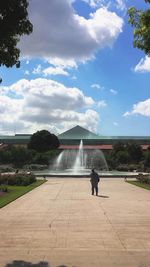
[136,174,150,184]
[24,164,47,171]
[0,173,36,186]
[0,185,8,192]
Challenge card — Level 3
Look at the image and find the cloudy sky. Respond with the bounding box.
[0,0,150,136]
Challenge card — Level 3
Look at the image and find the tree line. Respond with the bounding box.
[0,130,60,168]
[106,142,150,172]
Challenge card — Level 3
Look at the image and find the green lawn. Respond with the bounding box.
[0,180,46,208]
[127,180,150,190]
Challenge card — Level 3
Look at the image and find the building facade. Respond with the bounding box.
[0,125,150,151]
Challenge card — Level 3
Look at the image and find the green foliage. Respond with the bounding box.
[0,0,32,68]
[112,142,125,154]
[116,163,144,172]
[127,180,150,190]
[144,150,150,168]
[0,147,34,167]
[28,130,60,152]
[0,173,36,186]
[32,153,49,165]
[116,151,130,164]
[110,141,144,170]
[126,143,143,163]
[128,1,150,55]
[0,146,60,168]
[0,184,8,192]
[136,173,150,184]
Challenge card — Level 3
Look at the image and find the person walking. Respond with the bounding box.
[90,169,100,196]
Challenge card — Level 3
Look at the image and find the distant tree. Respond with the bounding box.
[112,142,125,155]
[28,130,60,153]
[0,146,33,166]
[0,0,32,82]
[144,150,150,168]
[11,147,33,167]
[126,143,143,163]
[128,1,150,55]
[116,151,130,164]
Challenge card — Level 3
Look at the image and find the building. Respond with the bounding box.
[0,125,150,151]
[58,125,150,151]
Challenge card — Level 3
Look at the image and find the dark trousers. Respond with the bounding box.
[91,184,98,195]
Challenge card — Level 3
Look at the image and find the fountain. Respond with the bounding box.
[34,140,119,177]
[73,140,85,171]
[52,139,108,173]
[33,139,146,178]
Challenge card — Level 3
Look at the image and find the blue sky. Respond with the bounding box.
[0,0,150,136]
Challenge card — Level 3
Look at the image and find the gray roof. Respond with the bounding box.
[58,125,101,140]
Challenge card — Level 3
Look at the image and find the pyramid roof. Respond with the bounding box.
[58,125,100,140]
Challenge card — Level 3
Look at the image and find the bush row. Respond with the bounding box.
[136,174,150,184]
[0,173,36,186]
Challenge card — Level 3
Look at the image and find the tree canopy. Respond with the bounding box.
[28,130,60,153]
[128,0,150,55]
[0,0,32,72]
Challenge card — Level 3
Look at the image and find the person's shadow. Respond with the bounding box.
[97,195,109,198]
[5,261,76,267]
[5,261,48,267]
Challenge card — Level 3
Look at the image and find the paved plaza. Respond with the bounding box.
[0,178,150,267]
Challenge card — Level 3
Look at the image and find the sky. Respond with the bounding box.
[0,0,150,136]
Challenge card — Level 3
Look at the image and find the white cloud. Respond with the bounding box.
[33,61,75,77]
[80,0,126,11]
[81,0,104,8]
[97,100,107,107]
[0,78,99,134]
[19,0,123,65]
[46,58,78,69]
[134,56,150,73]
[115,0,126,11]
[110,89,117,95]
[91,83,103,90]
[43,66,69,76]
[123,99,150,117]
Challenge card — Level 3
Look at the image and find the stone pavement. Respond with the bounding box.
[0,178,150,267]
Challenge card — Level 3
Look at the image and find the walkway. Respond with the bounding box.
[0,178,150,267]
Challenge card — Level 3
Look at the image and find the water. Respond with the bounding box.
[51,140,108,173]
[34,141,147,177]
[73,140,84,171]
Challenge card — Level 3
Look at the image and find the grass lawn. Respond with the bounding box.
[0,180,46,208]
[127,180,150,191]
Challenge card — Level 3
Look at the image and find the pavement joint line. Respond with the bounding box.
[98,197,127,251]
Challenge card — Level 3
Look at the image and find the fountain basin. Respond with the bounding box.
[33,169,147,178]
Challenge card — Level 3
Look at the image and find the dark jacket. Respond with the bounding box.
[90,171,100,185]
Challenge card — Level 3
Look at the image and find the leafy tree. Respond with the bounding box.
[144,150,150,168]
[0,149,12,163]
[128,1,150,55]
[112,142,125,155]
[116,151,130,164]
[0,0,32,82]
[126,143,143,163]
[0,146,33,166]
[28,130,60,153]
[11,147,33,167]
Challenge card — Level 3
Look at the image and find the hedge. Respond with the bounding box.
[0,173,36,186]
